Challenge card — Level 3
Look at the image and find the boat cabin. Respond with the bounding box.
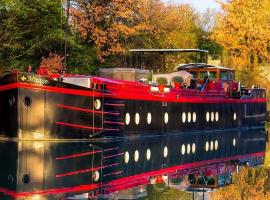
[178,64,235,83]
[176,64,238,92]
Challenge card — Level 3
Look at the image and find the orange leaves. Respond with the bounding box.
[39,52,64,75]
[71,0,141,61]
[70,0,199,62]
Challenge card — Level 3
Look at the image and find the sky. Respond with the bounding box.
[163,0,221,12]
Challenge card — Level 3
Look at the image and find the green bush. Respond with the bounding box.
[172,76,183,83]
[156,77,168,85]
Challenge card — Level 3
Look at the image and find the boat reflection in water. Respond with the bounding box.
[0,128,266,199]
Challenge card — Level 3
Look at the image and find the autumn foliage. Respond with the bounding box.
[212,0,270,87]
[39,52,64,75]
[71,0,199,61]
[210,167,270,200]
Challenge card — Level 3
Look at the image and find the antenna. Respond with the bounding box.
[63,0,70,73]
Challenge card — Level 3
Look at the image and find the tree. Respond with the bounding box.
[40,52,64,75]
[211,0,270,86]
[71,0,141,61]
[210,167,270,200]
[0,0,66,69]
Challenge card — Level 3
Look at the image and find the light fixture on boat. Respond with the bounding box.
[215,112,219,122]
[94,99,101,110]
[205,141,209,152]
[146,148,151,160]
[147,113,152,124]
[215,140,219,150]
[211,112,214,122]
[233,138,236,147]
[192,143,196,154]
[125,113,130,125]
[163,146,168,158]
[188,112,191,123]
[93,170,100,182]
[164,112,169,124]
[210,141,214,151]
[233,113,237,121]
[192,112,196,123]
[124,151,129,163]
[181,144,185,155]
[206,112,210,122]
[135,113,140,125]
[182,112,186,123]
[187,144,191,154]
[134,150,139,162]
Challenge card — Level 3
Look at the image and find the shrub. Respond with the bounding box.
[156,77,168,85]
[172,76,183,83]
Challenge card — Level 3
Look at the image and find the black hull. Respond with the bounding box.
[0,73,267,139]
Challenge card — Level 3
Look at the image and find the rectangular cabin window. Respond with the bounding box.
[220,71,229,81]
[209,72,217,79]
[199,72,208,79]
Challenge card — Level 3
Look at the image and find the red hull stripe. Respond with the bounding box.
[0,151,264,198]
[103,171,123,177]
[104,152,124,159]
[0,82,105,97]
[55,121,103,131]
[56,163,119,178]
[104,121,124,125]
[56,150,102,160]
[56,147,119,161]
[0,82,266,104]
[57,104,120,116]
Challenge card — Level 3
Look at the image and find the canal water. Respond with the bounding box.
[0,128,267,200]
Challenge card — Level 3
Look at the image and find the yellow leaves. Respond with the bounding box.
[212,0,270,61]
[210,167,270,200]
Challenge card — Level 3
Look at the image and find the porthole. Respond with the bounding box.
[181,144,186,155]
[94,99,101,110]
[93,171,100,182]
[215,112,219,122]
[192,112,196,123]
[214,140,218,150]
[24,96,32,107]
[164,112,169,124]
[146,149,151,160]
[233,138,236,147]
[163,146,168,158]
[192,143,196,154]
[135,113,140,125]
[233,113,237,121]
[210,141,214,151]
[206,112,210,122]
[124,151,129,164]
[187,112,191,123]
[182,112,186,123]
[147,113,152,124]
[205,141,209,152]
[22,174,30,184]
[211,112,214,122]
[187,144,191,154]
[134,150,139,162]
[125,113,130,125]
